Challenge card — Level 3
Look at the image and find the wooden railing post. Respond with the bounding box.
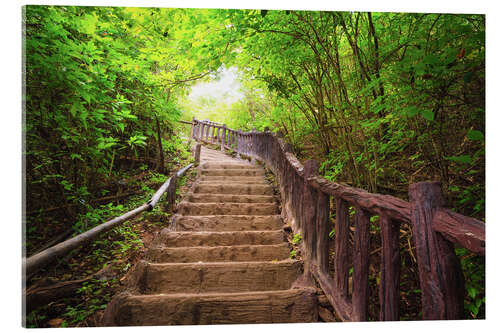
[302,160,319,284]
[379,214,400,321]
[236,131,241,158]
[193,120,198,141]
[193,143,201,166]
[316,185,330,274]
[221,125,226,151]
[164,172,177,212]
[334,198,350,298]
[246,134,249,155]
[303,160,331,275]
[251,128,256,157]
[190,117,196,140]
[245,133,248,155]
[218,126,221,145]
[242,133,247,155]
[240,133,245,155]
[409,182,465,320]
[352,205,371,321]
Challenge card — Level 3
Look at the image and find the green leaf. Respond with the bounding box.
[467,286,477,299]
[466,130,484,141]
[423,53,440,65]
[69,102,80,117]
[444,155,473,164]
[421,109,434,121]
[464,72,473,83]
[70,153,84,161]
[329,228,335,238]
[406,106,419,118]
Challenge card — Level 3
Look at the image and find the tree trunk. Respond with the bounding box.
[155,114,165,173]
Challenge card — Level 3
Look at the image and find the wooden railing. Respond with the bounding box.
[191,119,485,321]
[24,163,195,277]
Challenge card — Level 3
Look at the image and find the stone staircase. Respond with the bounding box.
[102,146,318,326]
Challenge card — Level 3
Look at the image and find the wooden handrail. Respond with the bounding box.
[24,163,193,276]
[191,119,485,322]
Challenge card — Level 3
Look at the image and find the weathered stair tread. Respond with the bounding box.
[102,288,318,326]
[200,169,265,177]
[200,162,260,169]
[177,202,279,216]
[194,183,274,195]
[198,175,268,183]
[197,180,269,185]
[185,193,276,203]
[146,243,290,263]
[154,230,286,247]
[129,260,302,294]
[172,215,283,231]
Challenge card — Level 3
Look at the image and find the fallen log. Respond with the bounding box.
[25,276,91,313]
[25,264,121,313]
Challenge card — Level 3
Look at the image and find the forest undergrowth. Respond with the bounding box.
[25,139,197,328]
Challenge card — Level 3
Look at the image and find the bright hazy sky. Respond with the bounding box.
[188,66,244,104]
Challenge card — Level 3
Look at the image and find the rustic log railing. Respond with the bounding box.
[24,162,196,277]
[191,119,485,321]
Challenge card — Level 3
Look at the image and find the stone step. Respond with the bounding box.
[153,230,286,247]
[197,181,268,186]
[102,288,318,326]
[198,176,269,184]
[193,183,273,195]
[129,260,302,294]
[177,202,279,216]
[172,215,283,232]
[185,193,276,203]
[200,162,260,169]
[200,169,265,177]
[146,243,290,263]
